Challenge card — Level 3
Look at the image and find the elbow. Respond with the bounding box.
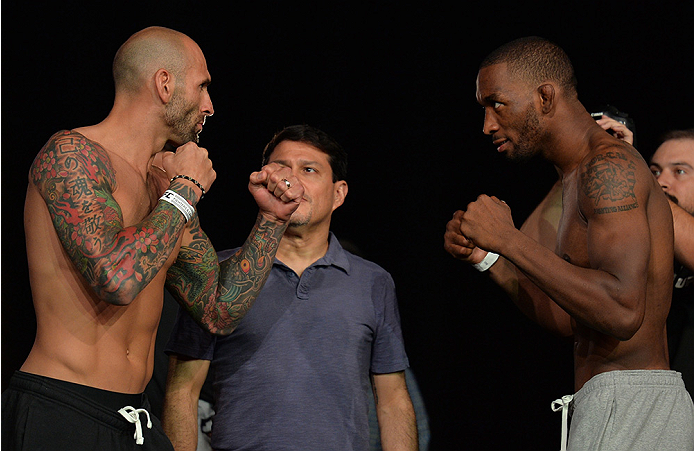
[607,304,644,341]
[95,287,138,306]
[205,323,239,336]
[196,315,240,336]
[92,273,140,306]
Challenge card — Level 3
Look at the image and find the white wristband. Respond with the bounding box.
[160,190,195,223]
[473,252,499,272]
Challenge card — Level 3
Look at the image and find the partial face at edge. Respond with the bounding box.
[650,138,694,214]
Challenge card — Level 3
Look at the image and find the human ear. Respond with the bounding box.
[332,181,348,211]
[154,69,174,104]
[538,83,555,114]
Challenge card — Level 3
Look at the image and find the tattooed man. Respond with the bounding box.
[444,37,693,450]
[2,27,303,450]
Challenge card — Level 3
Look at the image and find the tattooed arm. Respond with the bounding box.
[165,162,302,335]
[30,131,201,305]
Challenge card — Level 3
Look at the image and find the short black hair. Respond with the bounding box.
[481,36,578,96]
[262,125,348,182]
[659,129,694,145]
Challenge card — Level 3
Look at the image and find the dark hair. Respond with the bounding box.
[660,129,694,144]
[481,36,578,96]
[262,125,348,182]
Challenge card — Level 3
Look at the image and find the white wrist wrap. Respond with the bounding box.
[160,190,194,223]
[473,252,499,272]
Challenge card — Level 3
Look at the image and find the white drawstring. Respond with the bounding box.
[551,395,574,451]
[118,406,152,445]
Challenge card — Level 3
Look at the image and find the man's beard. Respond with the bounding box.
[287,199,312,228]
[507,105,543,163]
[288,208,311,228]
[165,89,201,144]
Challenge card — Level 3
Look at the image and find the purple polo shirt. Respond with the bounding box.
[165,233,409,451]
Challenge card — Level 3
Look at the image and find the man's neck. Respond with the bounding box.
[277,226,331,276]
[77,103,169,176]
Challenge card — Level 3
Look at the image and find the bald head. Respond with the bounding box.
[113,26,194,94]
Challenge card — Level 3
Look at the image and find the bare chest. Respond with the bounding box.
[556,179,590,268]
[109,161,166,227]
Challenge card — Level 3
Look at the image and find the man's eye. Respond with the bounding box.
[675,168,687,175]
[305,167,316,173]
[494,102,503,109]
[650,168,661,177]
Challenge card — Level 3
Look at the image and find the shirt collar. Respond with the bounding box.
[274,231,351,274]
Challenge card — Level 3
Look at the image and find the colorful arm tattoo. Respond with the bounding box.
[166,213,286,335]
[31,130,189,304]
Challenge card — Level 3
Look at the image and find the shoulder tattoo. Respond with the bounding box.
[581,150,639,215]
[31,130,119,250]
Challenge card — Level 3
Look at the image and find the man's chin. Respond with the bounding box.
[287,212,311,228]
[288,219,309,228]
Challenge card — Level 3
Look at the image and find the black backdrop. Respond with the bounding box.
[3,1,693,449]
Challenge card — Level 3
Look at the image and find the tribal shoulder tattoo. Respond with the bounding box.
[31,130,187,304]
[580,150,639,215]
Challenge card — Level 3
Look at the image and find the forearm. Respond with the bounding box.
[501,231,643,340]
[46,175,192,305]
[161,393,199,451]
[167,212,287,334]
[377,398,419,451]
[671,201,694,271]
[485,180,572,335]
[488,256,573,337]
[161,356,208,451]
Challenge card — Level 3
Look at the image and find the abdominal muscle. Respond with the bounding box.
[21,264,170,394]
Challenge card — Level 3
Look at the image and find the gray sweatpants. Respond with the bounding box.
[566,370,694,450]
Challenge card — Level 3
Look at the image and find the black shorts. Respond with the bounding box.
[2,371,174,450]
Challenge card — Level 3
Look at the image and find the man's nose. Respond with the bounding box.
[483,110,499,135]
[655,172,670,190]
[203,92,214,117]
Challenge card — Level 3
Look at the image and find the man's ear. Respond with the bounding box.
[332,180,348,211]
[154,68,174,104]
[537,83,555,115]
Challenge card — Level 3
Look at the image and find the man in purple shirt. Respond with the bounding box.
[161,125,418,450]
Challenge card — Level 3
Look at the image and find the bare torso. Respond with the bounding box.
[21,130,177,394]
[556,139,673,390]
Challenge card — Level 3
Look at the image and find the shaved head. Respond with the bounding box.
[113,26,191,94]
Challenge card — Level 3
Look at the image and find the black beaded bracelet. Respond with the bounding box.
[170,174,206,199]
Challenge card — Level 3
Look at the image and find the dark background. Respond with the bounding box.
[3,1,693,449]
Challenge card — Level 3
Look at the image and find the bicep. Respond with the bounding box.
[579,151,651,296]
[32,131,188,304]
[31,132,124,274]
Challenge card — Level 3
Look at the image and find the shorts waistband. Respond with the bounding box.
[9,371,149,431]
[574,370,684,406]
